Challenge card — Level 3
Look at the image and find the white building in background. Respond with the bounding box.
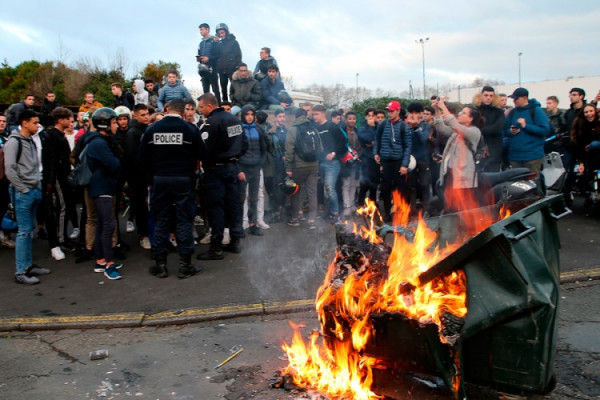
[447,76,600,107]
[288,91,324,107]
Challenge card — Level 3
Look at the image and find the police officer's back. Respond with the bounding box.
[138,98,207,279]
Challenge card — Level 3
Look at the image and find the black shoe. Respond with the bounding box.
[177,264,203,279]
[149,264,169,278]
[223,240,242,254]
[196,247,224,260]
[177,254,203,279]
[149,254,168,278]
[248,225,263,236]
[37,228,48,240]
[60,242,76,253]
[75,249,94,264]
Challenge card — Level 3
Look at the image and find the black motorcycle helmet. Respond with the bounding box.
[92,107,117,130]
[279,176,299,197]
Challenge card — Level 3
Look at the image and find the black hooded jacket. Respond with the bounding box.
[214,33,242,75]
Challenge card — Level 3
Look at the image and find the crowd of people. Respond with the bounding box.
[2,22,600,285]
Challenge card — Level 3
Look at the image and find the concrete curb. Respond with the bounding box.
[1,269,599,332]
[0,300,314,332]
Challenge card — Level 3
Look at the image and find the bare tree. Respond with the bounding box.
[108,48,129,76]
[54,35,71,64]
[281,75,297,91]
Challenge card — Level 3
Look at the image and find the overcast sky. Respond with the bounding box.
[2,1,599,95]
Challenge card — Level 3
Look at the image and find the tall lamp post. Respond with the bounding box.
[415,37,429,99]
[518,52,523,87]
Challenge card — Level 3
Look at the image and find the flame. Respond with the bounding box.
[282,191,514,399]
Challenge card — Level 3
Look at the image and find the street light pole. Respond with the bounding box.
[416,37,429,99]
[518,52,522,87]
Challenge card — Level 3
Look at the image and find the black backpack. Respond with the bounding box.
[295,121,322,162]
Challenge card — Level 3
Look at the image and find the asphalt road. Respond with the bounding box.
[0,196,598,322]
[0,279,598,399]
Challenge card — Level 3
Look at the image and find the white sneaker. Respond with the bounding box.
[222,228,230,245]
[126,221,135,233]
[51,246,66,261]
[243,221,250,230]
[194,216,204,226]
[139,237,151,250]
[1,237,15,249]
[169,236,177,247]
[257,221,270,230]
[69,228,80,239]
[199,231,212,244]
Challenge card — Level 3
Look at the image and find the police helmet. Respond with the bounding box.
[279,176,300,197]
[92,108,117,130]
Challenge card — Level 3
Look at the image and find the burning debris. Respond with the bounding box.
[277,194,567,399]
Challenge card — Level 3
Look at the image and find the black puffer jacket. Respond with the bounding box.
[214,34,242,75]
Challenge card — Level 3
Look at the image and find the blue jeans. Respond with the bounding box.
[320,160,341,215]
[11,187,42,274]
[150,176,196,257]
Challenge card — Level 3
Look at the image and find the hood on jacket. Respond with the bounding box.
[232,70,255,82]
[293,115,310,127]
[241,104,256,123]
[515,98,542,110]
[134,79,146,93]
[472,92,501,107]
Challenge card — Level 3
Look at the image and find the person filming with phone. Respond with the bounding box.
[503,88,551,178]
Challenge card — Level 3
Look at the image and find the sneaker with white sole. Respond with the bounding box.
[257,221,270,230]
[199,231,212,244]
[51,246,66,261]
[169,236,177,247]
[26,265,51,276]
[15,273,40,285]
[1,237,15,249]
[194,216,204,226]
[243,221,250,230]
[222,228,231,245]
[139,237,151,250]
[126,221,135,233]
[104,265,122,280]
[69,228,80,240]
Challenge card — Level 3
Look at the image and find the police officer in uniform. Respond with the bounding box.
[196,93,246,260]
[138,99,208,278]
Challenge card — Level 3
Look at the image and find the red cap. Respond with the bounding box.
[386,100,401,111]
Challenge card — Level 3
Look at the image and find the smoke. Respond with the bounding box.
[243,225,335,300]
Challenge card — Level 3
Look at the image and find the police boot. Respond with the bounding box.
[149,253,168,278]
[197,243,225,260]
[223,238,242,254]
[177,254,203,279]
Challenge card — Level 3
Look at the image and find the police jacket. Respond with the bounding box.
[138,114,207,178]
[202,107,247,166]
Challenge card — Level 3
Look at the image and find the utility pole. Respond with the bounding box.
[415,37,430,99]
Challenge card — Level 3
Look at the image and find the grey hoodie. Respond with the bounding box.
[3,132,41,193]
